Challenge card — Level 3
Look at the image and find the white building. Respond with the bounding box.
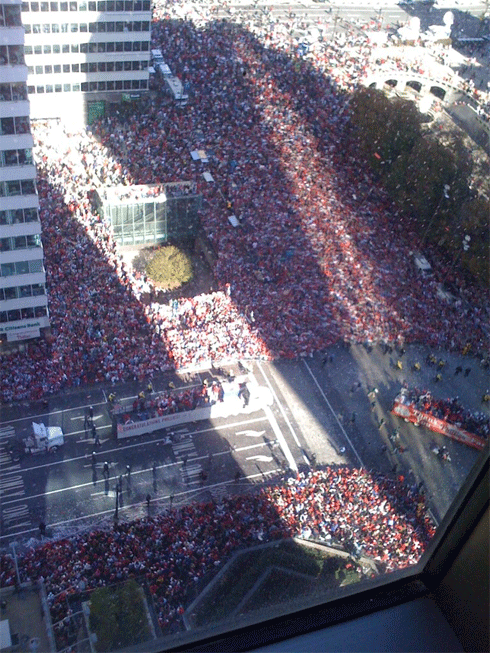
[21,0,152,125]
[1,0,49,343]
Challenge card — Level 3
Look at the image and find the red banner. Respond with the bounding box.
[392,400,485,451]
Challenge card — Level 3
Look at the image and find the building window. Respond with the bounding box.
[63,83,71,91]
[53,44,60,53]
[89,62,97,72]
[115,42,123,52]
[51,23,59,32]
[31,2,40,10]
[32,283,45,296]
[50,2,59,10]
[46,84,54,93]
[106,42,114,52]
[54,64,61,73]
[80,23,87,31]
[97,81,106,91]
[7,309,22,322]
[44,65,52,74]
[80,42,89,53]
[98,62,106,72]
[97,0,105,9]
[69,1,77,10]
[35,65,43,74]
[40,1,49,11]
[89,81,97,91]
[80,62,87,72]
[62,44,69,52]
[29,259,44,273]
[81,82,88,91]
[21,307,36,319]
[63,64,70,73]
[115,60,123,71]
[71,63,79,72]
[72,82,80,91]
[24,46,33,55]
[71,43,79,52]
[43,44,51,53]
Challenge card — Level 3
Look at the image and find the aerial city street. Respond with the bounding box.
[0,0,489,649]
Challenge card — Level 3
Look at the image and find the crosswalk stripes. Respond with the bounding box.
[172,438,202,486]
[0,425,30,535]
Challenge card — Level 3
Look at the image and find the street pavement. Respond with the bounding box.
[1,345,487,548]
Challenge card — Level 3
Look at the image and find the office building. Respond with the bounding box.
[21,0,152,125]
[0,0,49,343]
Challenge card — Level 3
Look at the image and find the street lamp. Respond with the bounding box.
[442,234,471,285]
[114,484,119,520]
[421,184,450,248]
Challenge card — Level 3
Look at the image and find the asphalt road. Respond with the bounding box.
[1,346,487,548]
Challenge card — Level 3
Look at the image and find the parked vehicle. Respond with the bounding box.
[9,422,64,461]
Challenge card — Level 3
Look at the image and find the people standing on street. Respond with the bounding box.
[91,451,97,467]
[103,461,109,479]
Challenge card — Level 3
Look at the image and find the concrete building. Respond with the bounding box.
[1,0,49,344]
[21,0,152,125]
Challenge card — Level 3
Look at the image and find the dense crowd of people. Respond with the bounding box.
[114,378,224,425]
[397,387,489,439]
[1,6,489,405]
[0,467,435,644]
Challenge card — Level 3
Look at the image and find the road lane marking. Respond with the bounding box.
[302,359,365,468]
[246,455,273,462]
[236,430,266,437]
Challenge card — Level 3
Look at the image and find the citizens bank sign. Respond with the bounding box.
[2,320,41,341]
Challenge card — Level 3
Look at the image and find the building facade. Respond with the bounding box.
[1,0,49,343]
[21,0,152,125]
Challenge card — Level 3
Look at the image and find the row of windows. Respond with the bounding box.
[0,208,39,226]
[27,78,148,93]
[0,116,30,136]
[0,179,37,197]
[25,40,149,55]
[0,149,34,167]
[0,4,22,27]
[29,60,147,75]
[1,259,44,277]
[24,20,150,33]
[22,1,150,12]
[0,306,48,323]
[0,282,45,300]
[0,234,41,251]
[0,45,24,66]
[0,83,28,102]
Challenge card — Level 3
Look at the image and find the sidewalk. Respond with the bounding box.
[0,585,52,653]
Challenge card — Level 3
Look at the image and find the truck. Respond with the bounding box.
[9,422,64,461]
